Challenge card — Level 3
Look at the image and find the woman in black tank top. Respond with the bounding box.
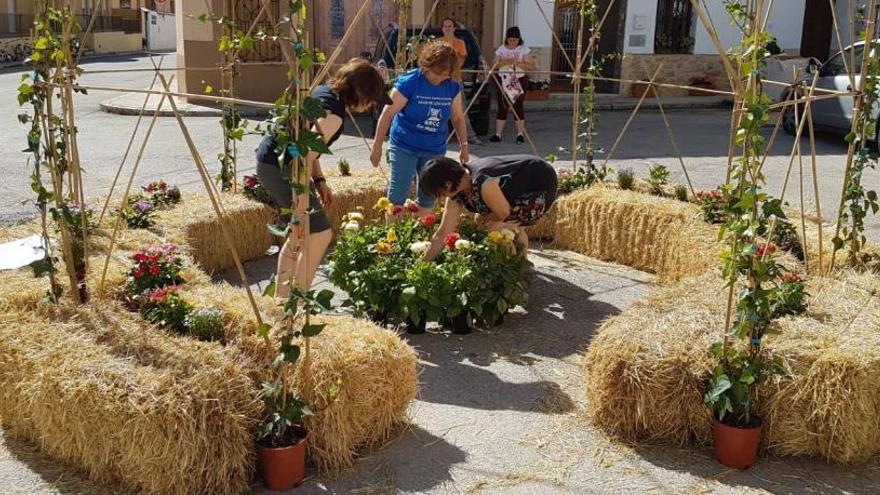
[417,155,557,260]
[255,59,391,298]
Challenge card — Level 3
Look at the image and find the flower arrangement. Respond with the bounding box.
[241,174,274,206]
[140,285,192,332]
[696,188,727,224]
[329,198,529,331]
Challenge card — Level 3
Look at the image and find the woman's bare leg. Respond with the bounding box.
[275,229,332,299]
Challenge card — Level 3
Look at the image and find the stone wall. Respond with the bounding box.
[619,54,732,97]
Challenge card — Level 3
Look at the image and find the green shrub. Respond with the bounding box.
[185,307,226,342]
[617,167,634,190]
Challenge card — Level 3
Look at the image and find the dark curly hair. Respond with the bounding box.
[330,58,389,108]
[419,157,467,198]
[418,41,459,76]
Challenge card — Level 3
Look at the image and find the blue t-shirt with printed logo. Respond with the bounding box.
[390,69,461,155]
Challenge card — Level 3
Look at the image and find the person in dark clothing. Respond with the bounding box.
[256,58,391,297]
[418,155,557,260]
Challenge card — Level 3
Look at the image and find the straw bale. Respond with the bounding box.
[0,303,262,495]
[551,186,719,282]
[324,169,388,232]
[155,193,276,274]
[180,284,419,472]
[582,270,880,463]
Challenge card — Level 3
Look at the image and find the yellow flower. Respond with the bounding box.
[500,229,516,242]
[374,197,392,212]
[376,240,395,255]
[348,212,364,222]
[487,231,505,244]
[386,229,397,242]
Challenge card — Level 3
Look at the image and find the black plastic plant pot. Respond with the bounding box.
[447,314,471,335]
[369,311,389,327]
[493,312,505,327]
[405,314,427,334]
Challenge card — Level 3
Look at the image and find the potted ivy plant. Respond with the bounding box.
[255,284,334,491]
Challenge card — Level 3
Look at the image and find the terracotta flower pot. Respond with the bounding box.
[258,433,308,491]
[713,418,762,469]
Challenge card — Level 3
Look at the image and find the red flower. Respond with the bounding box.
[445,233,461,250]
[392,205,404,215]
[406,202,420,213]
[149,265,161,276]
[756,242,777,257]
[419,214,437,228]
[244,176,259,188]
[783,272,803,283]
[133,268,143,278]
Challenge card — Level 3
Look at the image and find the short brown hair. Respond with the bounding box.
[330,58,388,107]
[418,41,458,76]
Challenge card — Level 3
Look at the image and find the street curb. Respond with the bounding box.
[0,50,150,71]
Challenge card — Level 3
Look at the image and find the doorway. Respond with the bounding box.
[800,0,834,60]
[550,0,623,93]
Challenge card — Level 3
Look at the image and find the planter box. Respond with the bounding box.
[525,89,550,101]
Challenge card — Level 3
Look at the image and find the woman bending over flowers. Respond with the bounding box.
[418,155,557,260]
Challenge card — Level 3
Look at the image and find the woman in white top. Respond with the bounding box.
[489,26,534,144]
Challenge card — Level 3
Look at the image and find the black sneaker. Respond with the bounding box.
[516,134,525,144]
[489,134,502,143]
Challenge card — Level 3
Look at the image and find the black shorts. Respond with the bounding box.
[256,161,331,234]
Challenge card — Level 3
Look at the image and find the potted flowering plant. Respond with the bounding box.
[242,174,274,206]
[140,285,192,332]
[143,180,182,206]
[118,194,158,229]
[124,244,185,307]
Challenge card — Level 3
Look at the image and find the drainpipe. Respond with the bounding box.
[503,0,509,38]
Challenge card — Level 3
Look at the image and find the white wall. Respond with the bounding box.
[146,9,176,51]
[514,0,555,47]
[624,0,656,54]
[693,0,806,55]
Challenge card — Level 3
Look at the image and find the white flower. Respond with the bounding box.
[409,241,431,255]
[454,239,474,251]
[343,221,360,232]
[347,212,364,222]
[500,229,516,242]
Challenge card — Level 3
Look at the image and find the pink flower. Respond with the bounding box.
[419,214,437,228]
[149,287,168,303]
[783,272,803,283]
[445,232,460,250]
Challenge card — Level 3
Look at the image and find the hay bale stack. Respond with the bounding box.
[156,193,276,274]
[324,170,388,231]
[582,270,880,463]
[0,304,262,495]
[552,186,719,282]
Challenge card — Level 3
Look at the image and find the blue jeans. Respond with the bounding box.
[387,145,440,208]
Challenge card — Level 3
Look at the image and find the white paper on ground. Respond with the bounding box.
[0,235,50,270]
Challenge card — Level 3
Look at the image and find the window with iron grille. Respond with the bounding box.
[654,0,694,54]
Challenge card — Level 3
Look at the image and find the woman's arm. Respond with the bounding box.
[371,89,408,167]
[450,93,469,163]
[516,51,535,72]
[424,198,463,261]
[480,180,511,222]
[304,114,342,210]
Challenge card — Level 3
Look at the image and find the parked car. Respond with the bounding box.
[372,24,492,136]
[781,40,879,143]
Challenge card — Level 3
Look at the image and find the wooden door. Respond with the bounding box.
[551,0,622,93]
[800,0,834,60]
[430,0,485,41]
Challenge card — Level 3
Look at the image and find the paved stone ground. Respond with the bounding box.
[2,54,880,494]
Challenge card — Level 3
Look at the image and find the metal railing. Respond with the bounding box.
[0,13,142,38]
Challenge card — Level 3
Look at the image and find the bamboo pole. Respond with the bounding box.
[777,74,821,201]
[490,71,540,156]
[601,64,664,170]
[446,59,502,145]
[532,0,576,72]
[805,99,824,271]
[688,0,739,89]
[829,0,879,272]
[571,5,586,168]
[417,0,443,39]
[828,0,854,90]
[578,0,619,70]
[155,73,265,327]
[98,55,166,226]
[654,93,695,196]
[794,94,810,272]
[99,83,172,293]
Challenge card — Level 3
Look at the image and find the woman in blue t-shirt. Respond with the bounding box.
[370,42,469,217]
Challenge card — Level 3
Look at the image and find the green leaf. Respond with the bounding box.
[302,323,326,337]
[705,374,732,401]
[315,289,335,309]
[257,323,272,338]
[240,34,255,52]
